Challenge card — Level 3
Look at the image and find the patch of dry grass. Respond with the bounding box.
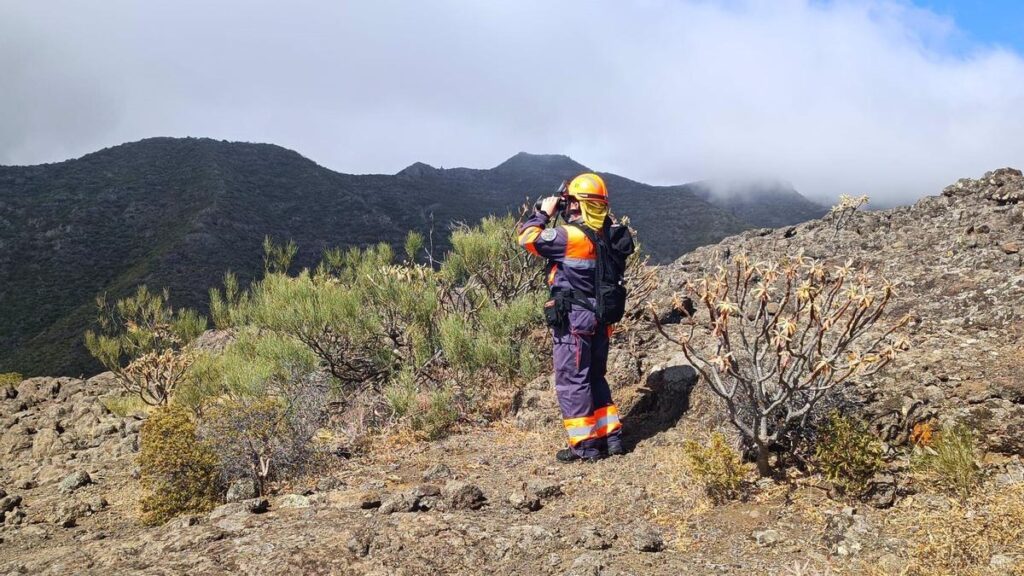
[882,483,1024,575]
[99,393,149,417]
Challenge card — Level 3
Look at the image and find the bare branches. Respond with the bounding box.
[828,194,869,241]
[654,252,909,476]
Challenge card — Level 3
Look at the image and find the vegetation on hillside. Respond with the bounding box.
[94,214,566,515]
[2,137,812,376]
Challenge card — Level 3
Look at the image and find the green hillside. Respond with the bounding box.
[0,137,820,376]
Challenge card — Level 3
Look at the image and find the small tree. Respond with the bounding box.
[654,252,909,476]
[828,194,869,240]
[85,286,206,405]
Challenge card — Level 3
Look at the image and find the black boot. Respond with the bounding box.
[606,443,626,457]
[556,448,601,463]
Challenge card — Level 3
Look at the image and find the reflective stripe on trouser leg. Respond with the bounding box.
[593,405,622,437]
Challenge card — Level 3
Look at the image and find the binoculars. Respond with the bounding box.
[534,180,570,213]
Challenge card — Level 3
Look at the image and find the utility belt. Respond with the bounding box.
[543,288,596,329]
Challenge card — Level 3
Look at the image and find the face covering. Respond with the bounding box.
[578,199,608,231]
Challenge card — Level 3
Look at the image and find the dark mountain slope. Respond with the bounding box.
[688,179,827,228]
[0,138,817,376]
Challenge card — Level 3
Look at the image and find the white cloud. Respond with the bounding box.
[1,0,1022,204]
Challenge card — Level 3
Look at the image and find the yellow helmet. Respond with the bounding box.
[567,173,608,204]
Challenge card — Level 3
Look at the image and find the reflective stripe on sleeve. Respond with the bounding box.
[562,257,596,269]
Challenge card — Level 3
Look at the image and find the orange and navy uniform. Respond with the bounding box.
[517,210,623,457]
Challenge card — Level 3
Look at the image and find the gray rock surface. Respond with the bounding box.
[58,471,92,494]
[632,524,664,552]
[442,481,486,511]
[276,493,311,509]
[225,478,257,503]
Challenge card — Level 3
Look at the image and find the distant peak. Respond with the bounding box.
[493,152,589,175]
[396,161,440,177]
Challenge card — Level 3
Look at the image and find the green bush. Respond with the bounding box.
[384,369,418,419]
[208,272,247,330]
[85,286,206,405]
[181,330,326,493]
[203,215,546,438]
[0,372,22,387]
[683,432,747,503]
[913,423,980,499]
[813,412,885,497]
[262,236,297,275]
[138,405,222,525]
[440,215,544,306]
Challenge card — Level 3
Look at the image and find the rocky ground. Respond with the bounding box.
[2,169,1023,575]
[652,167,1024,455]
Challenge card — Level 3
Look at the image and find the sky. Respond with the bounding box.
[1,1,1022,205]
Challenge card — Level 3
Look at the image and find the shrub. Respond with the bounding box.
[262,236,297,275]
[828,194,869,240]
[184,331,327,494]
[813,412,884,497]
[411,386,460,440]
[207,215,550,440]
[85,286,206,405]
[655,253,909,476]
[234,247,437,388]
[208,271,247,330]
[619,216,660,327]
[440,215,544,307]
[438,291,544,379]
[138,405,221,525]
[912,423,980,499]
[683,432,747,503]
[0,372,22,387]
[384,369,418,419]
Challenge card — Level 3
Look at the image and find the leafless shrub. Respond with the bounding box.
[828,194,869,240]
[654,252,910,476]
[200,370,329,495]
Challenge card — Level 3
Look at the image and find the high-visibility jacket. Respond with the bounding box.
[516,211,597,296]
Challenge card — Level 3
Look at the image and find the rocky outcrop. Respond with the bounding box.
[943,167,1024,204]
[651,168,1024,454]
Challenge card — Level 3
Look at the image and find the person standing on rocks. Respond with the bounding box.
[516,173,634,462]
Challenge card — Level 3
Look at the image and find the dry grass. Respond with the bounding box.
[99,393,150,417]
[881,483,1024,575]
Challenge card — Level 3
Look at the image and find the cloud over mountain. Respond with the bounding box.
[1,1,1022,204]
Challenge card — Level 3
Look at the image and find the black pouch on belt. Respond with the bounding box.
[543,291,570,329]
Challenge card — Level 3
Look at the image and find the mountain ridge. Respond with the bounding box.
[0,137,823,376]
